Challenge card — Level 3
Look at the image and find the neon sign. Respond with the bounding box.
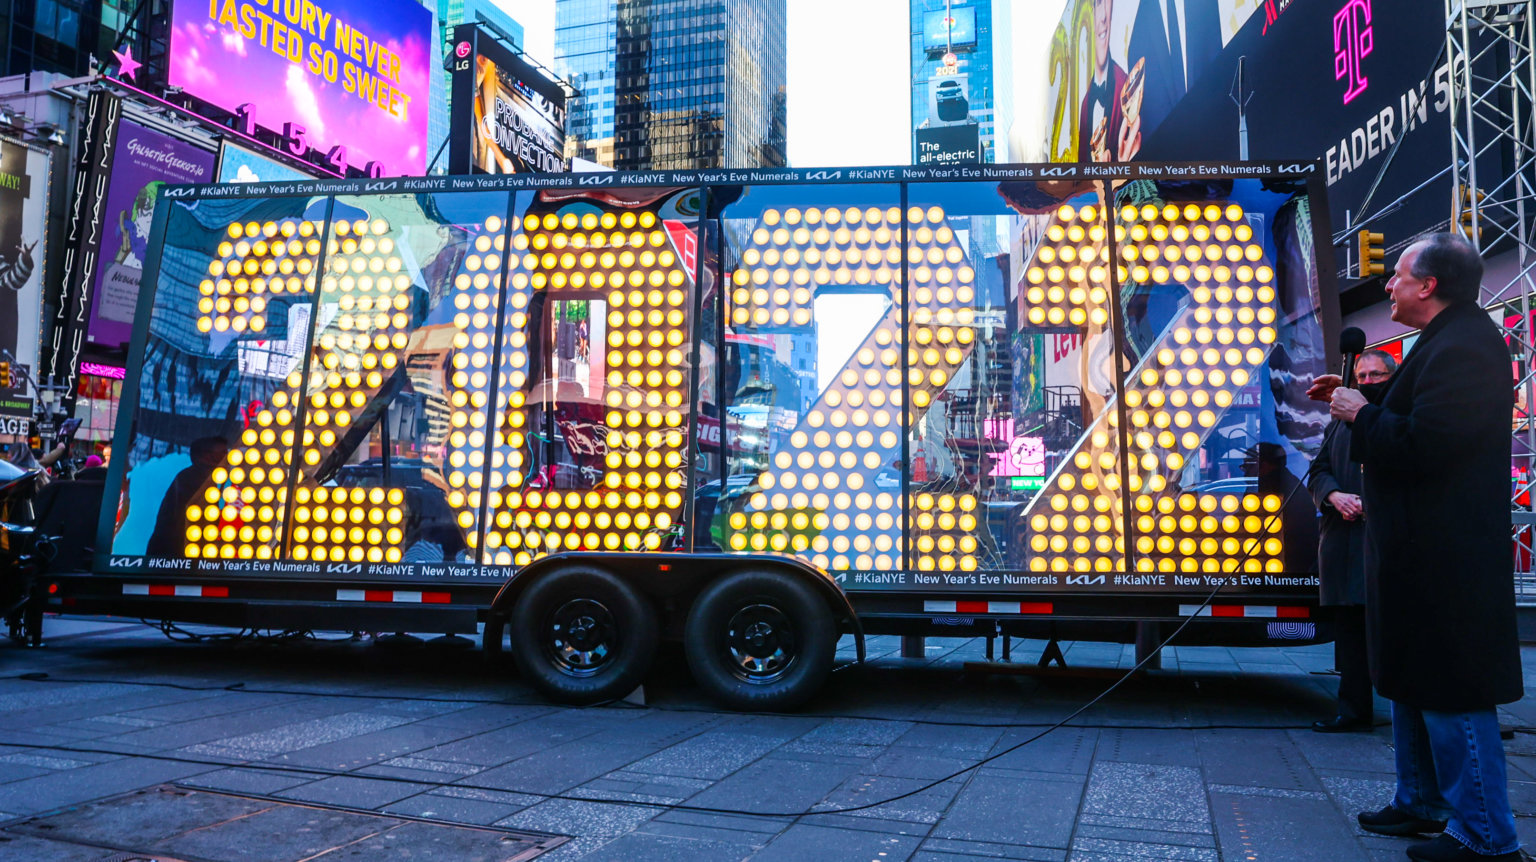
[1333,0,1373,105]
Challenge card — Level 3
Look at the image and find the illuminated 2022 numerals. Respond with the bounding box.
[479,209,693,566]
[1018,201,1288,576]
[725,205,982,573]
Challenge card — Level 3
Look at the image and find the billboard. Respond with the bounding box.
[1133,0,1451,265]
[923,7,978,50]
[168,0,432,175]
[0,138,51,420]
[86,118,218,354]
[915,122,981,166]
[449,24,567,175]
[1043,0,1263,164]
[217,143,314,184]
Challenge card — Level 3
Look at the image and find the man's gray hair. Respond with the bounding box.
[1410,233,1484,304]
[1357,348,1398,374]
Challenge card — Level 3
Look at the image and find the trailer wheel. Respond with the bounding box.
[509,566,658,705]
[684,569,835,711]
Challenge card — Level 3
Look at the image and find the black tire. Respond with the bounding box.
[684,569,836,711]
[509,566,658,705]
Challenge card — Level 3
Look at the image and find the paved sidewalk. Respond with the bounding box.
[0,616,1533,861]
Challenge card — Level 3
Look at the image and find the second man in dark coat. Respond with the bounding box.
[1305,349,1396,732]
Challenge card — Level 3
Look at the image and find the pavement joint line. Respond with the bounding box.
[1,670,1326,731]
[169,781,571,845]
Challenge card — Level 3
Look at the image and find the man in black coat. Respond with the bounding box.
[1310,234,1522,862]
[1305,349,1397,733]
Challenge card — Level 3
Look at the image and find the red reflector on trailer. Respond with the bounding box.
[1019,602,1054,615]
[46,583,58,594]
[422,592,451,604]
[1277,606,1309,618]
[955,600,989,613]
[364,590,393,603]
[1211,605,1245,617]
[148,584,175,596]
[203,586,229,598]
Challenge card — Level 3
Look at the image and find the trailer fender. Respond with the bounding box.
[487,552,865,663]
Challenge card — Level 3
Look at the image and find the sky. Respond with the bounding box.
[485,0,1069,168]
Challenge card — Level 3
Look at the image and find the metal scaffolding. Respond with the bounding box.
[1447,0,1536,592]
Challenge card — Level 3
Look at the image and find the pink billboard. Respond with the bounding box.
[170,0,432,175]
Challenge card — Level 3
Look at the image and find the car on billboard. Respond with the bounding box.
[935,80,969,122]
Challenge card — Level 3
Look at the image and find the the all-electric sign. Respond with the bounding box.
[170,0,432,175]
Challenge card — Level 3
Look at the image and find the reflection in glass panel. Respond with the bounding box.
[717,186,906,573]
[1112,182,1324,579]
[110,196,329,560]
[267,192,514,565]
[910,182,1124,581]
[480,188,700,565]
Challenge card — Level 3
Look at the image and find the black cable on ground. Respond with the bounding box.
[0,426,1334,817]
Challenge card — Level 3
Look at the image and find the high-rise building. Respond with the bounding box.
[910,0,996,165]
[555,0,786,170]
[3,0,135,78]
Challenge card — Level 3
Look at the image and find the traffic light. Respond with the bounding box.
[0,361,13,389]
[1459,185,1486,241]
[1356,230,1385,279]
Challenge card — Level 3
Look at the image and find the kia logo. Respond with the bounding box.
[1066,573,1106,585]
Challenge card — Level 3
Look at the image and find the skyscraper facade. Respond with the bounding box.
[910,0,996,164]
[556,0,786,170]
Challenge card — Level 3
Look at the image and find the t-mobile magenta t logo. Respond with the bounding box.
[1333,0,1373,104]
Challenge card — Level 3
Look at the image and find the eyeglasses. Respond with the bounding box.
[1357,370,1393,382]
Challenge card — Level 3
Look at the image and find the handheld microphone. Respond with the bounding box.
[1339,326,1366,387]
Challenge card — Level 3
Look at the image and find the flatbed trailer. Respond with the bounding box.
[44,161,1339,709]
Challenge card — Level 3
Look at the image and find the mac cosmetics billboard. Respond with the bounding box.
[449,23,567,175]
[169,0,433,175]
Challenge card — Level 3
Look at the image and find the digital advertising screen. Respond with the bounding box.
[914,122,981,165]
[86,118,217,354]
[0,137,51,420]
[449,24,566,175]
[217,143,315,184]
[1041,0,1446,259]
[169,0,433,175]
[923,7,977,51]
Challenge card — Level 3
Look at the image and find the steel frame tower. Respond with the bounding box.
[1448,0,1536,589]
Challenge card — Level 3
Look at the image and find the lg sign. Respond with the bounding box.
[456,41,471,59]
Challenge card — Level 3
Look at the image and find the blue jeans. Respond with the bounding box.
[1391,700,1521,856]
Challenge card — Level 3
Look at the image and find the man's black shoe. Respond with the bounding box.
[1357,804,1447,837]
[1405,834,1523,861]
[1313,715,1374,733]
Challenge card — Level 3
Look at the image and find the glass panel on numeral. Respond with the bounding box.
[109,195,332,563]
[1112,179,1327,588]
[284,191,513,567]
[480,187,701,565]
[908,181,1125,589]
[714,183,907,580]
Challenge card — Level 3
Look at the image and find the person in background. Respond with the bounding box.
[1309,234,1522,862]
[145,437,228,558]
[1305,348,1397,733]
